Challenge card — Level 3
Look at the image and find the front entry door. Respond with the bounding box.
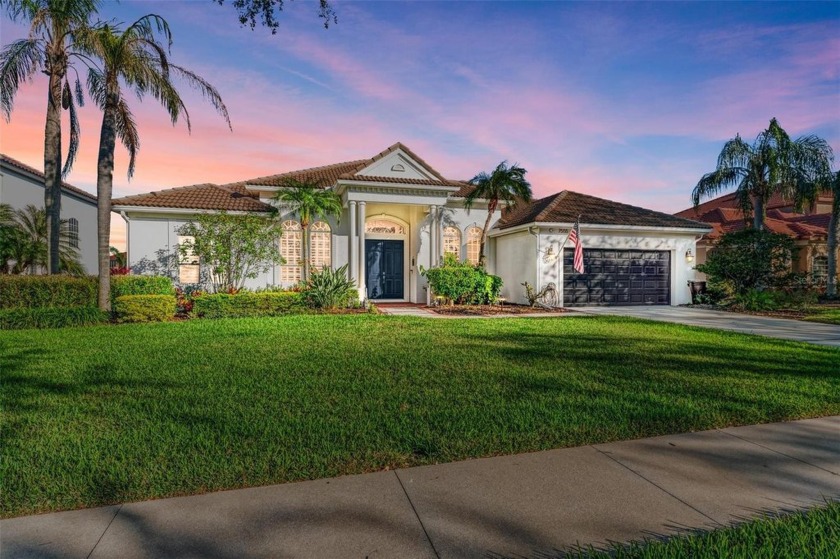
[366,239,404,299]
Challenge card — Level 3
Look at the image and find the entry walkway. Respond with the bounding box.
[3,417,838,558]
[576,305,840,347]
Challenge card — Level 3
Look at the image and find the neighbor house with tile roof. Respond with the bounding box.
[675,191,836,283]
[112,143,710,306]
[1,154,99,273]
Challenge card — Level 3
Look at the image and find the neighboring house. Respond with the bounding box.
[0,154,98,273]
[113,142,710,306]
[675,192,836,283]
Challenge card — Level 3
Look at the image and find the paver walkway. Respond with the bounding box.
[3,416,838,558]
[576,305,840,347]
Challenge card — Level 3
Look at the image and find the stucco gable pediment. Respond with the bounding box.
[355,150,440,182]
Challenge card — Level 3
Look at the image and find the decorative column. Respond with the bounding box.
[358,201,367,299]
[430,205,438,266]
[348,201,357,285]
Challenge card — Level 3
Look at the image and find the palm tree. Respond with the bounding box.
[1,204,83,274]
[1,0,100,274]
[81,15,231,311]
[464,161,532,267]
[273,179,342,282]
[692,118,833,230]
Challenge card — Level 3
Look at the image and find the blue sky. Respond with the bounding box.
[2,0,838,236]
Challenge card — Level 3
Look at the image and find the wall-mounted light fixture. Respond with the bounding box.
[685,249,694,263]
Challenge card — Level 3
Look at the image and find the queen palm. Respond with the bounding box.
[692,118,833,230]
[464,161,532,267]
[82,15,231,310]
[273,179,342,282]
[1,0,99,274]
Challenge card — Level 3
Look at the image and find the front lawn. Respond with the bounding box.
[2,315,838,518]
[803,308,840,325]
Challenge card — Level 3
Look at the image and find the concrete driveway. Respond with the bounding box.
[575,306,840,347]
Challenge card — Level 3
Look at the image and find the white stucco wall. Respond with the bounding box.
[492,230,537,305]
[0,164,98,273]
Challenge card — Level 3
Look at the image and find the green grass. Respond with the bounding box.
[2,315,839,518]
[803,308,840,325]
[563,501,840,559]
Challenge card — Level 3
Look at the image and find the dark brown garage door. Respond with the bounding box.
[563,249,671,306]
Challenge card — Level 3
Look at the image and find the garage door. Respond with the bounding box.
[563,249,671,306]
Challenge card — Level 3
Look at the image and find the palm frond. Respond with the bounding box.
[114,94,139,178]
[0,38,42,121]
[61,79,81,178]
[170,63,232,131]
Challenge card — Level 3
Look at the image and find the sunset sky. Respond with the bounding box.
[1,1,838,248]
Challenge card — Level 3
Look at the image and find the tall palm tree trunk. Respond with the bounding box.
[44,60,64,274]
[478,199,498,268]
[301,219,310,282]
[96,93,119,311]
[752,194,765,230]
[828,199,838,298]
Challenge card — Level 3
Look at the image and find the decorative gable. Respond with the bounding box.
[355,150,440,182]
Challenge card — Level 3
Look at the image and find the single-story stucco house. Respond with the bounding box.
[1,153,99,273]
[112,143,711,306]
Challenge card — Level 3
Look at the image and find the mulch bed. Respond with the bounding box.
[430,304,571,316]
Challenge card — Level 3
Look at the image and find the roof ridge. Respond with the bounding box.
[351,142,449,182]
[243,159,369,185]
[534,191,568,223]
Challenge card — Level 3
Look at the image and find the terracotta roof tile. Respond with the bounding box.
[112,183,273,212]
[498,191,709,230]
[244,160,367,188]
[1,153,97,203]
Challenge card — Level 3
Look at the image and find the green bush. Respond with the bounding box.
[302,265,357,309]
[0,275,97,309]
[113,294,176,323]
[731,289,779,311]
[422,254,503,304]
[111,275,174,303]
[191,291,304,319]
[0,306,108,330]
[696,229,797,296]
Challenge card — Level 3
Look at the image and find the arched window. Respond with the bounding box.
[280,220,302,283]
[67,218,79,248]
[812,255,828,282]
[466,226,482,265]
[442,226,461,259]
[310,221,331,271]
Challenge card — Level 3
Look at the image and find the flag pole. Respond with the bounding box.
[557,214,583,253]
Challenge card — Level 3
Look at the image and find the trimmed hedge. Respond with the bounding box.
[422,260,502,304]
[0,275,97,309]
[111,275,174,303]
[192,291,304,319]
[0,306,109,330]
[114,295,177,323]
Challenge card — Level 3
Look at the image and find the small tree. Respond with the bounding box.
[696,229,797,296]
[178,212,283,293]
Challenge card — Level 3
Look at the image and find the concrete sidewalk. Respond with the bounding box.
[3,417,838,559]
[576,306,840,347]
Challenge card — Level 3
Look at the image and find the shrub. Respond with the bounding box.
[0,306,108,330]
[302,265,357,309]
[113,294,176,323]
[730,289,779,312]
[0,275,97,309]
[111,275,174,303]
[422,254,502,305]
[191,291,304,319]
[696,229,797,296]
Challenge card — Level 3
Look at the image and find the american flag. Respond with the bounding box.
[568,219,584,274]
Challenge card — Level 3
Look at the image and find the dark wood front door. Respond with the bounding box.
[365,240,404,299]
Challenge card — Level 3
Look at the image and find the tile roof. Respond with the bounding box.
[1,153,97,203]
[674,191,833,241]
[497,191,710,230]
[112,182,273,212]
[244,160,368,188]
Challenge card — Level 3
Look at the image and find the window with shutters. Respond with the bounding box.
[310,221,331,271]
[280,220,302,283]
[466,226,482,265]
[178,235,200,284]
[443,226,461,259]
